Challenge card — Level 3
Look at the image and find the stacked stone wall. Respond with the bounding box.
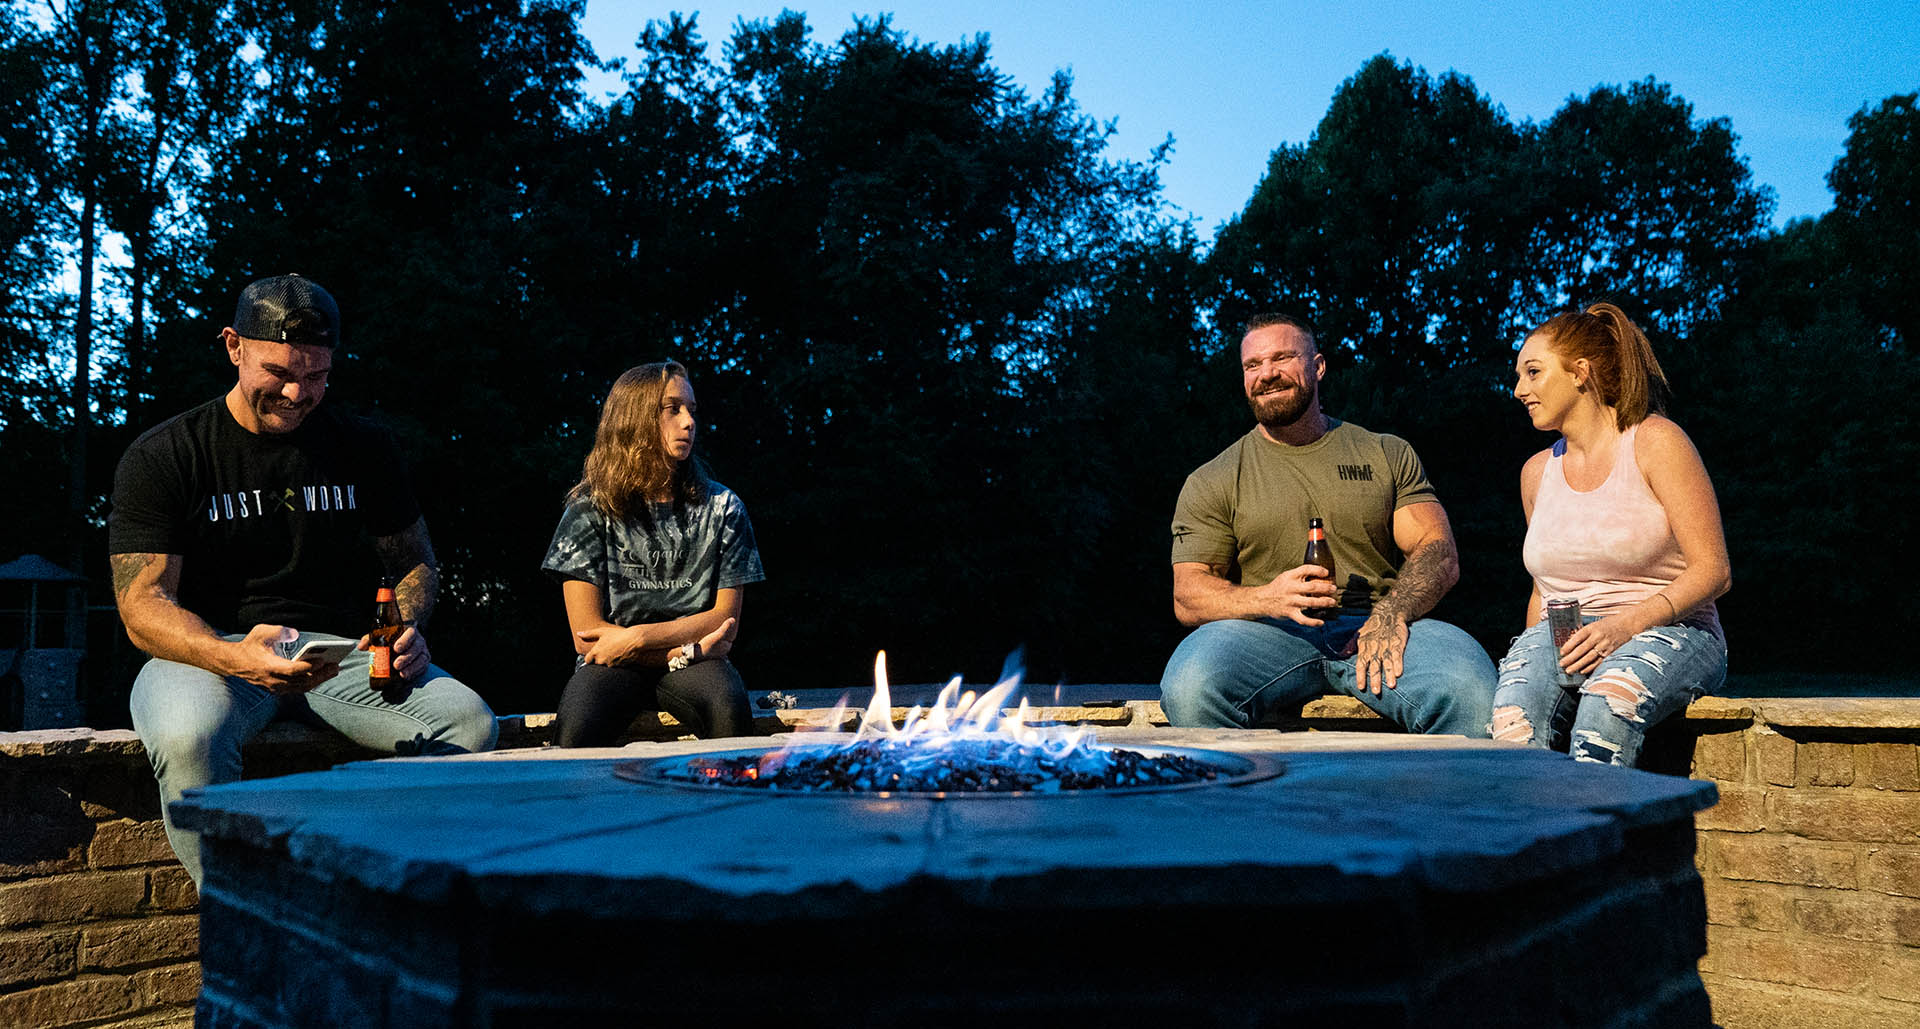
[4,694,1916,1028]
[0,727,378,1029]
[1672,697,1920,1029]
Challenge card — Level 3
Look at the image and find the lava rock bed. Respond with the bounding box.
[664,738,1228,793]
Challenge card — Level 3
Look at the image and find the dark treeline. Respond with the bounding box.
[1,1,1914,723]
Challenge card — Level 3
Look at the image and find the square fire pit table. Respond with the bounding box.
[176,728,1717,1027]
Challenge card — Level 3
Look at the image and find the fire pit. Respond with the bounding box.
[179,730,1717,1026]
[620,654,1284,797]
[176,655,1718,1027]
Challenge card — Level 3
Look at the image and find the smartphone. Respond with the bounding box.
[282,638,358,666]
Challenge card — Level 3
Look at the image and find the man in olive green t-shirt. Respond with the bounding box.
[1159,313,1494,734]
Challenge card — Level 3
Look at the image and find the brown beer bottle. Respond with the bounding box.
[368,577,405,701]
[1303,517,1337,614]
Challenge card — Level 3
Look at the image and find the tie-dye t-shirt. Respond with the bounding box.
[540,484,764,626]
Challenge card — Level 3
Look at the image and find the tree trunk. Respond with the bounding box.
[70,191,93,573]
[127,221,148,418]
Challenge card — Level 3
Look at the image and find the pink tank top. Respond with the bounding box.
[1523,424,1722,639]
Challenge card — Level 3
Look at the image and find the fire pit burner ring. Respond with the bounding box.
[613,742,1285,798]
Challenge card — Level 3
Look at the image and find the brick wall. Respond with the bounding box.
[0,726,383,1029]
[4,694,1917,1028]
[1669,697,1920,1029]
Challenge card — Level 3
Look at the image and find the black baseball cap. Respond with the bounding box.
[232,274,340,348]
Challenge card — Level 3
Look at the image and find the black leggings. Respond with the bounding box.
[555,659,754,746]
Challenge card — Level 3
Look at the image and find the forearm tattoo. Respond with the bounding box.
[373,519,439,627]
[1375,538,1456,623]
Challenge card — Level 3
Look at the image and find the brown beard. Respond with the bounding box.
[1247,377,1316,429]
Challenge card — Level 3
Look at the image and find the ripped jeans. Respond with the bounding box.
[1491,618,1726,767]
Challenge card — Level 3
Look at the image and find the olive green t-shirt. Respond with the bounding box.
[1169,419,1438,614]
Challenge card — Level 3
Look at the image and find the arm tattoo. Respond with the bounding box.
[1375,538,1456,623]
[110,553,154,600]
[109,553,172,604]
[394,564,438,628]
[373,519,439,627]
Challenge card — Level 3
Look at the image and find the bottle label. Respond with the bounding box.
[1307,527,1326,541]
[376,587,395,602]
[371,646,393,678]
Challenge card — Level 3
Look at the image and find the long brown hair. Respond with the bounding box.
[570,361,707,524]
[1532,302,1670,430]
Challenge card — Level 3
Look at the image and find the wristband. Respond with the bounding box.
[667,644,692,673]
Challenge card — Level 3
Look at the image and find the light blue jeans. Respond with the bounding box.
[1492,619,1727,768]
[128,631,498,884]
[1159,615,1495,736]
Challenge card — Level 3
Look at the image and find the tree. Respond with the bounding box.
[0,8,57,429]
[1668,92,1920,671]
[1529,79,1773,334]
[0,10,69,560]
[39,0,133,571]
[1208,55,1529,383]
[1013,226,1218,681]
[1825,93,1919,349]
[97,0,247,423]
[687,14,1171,685]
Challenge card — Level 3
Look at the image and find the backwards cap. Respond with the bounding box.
[232,274,340,348]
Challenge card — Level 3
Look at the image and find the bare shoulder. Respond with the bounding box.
[1519,446,1551,490]
[1515,445,1554,519]
[1634,414,1706,468]
[1520,446,1552,479]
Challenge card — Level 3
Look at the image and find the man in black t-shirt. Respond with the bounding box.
[108,274,496,885]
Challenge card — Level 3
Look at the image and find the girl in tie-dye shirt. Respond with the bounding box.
[541,362,764,745]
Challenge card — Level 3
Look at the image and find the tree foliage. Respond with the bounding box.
[1211,56,1530,382]
[1825,93,1919,349]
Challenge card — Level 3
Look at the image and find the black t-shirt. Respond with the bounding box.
[107,397,421,636]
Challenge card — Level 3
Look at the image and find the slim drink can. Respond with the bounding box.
[1546,598,1583,686]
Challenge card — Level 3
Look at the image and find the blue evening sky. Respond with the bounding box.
[579,1,1919,238]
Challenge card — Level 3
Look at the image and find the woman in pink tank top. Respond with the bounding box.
[1491,303,1731,768]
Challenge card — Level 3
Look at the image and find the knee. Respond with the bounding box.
[1157,655,1201,714]
[1425,682,1493,738]
[1157,644,1209,726]
[129,694,229,783]
[1581,667,1656,725]
[448,700,500,753]
[1429,650,1497,718]
[135,725,222,783]
[424,678,499,753]
[684,663,750,717]
[1490,703,1542,747]
[1158,625,1241,728]
[1436,647,1499,697]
